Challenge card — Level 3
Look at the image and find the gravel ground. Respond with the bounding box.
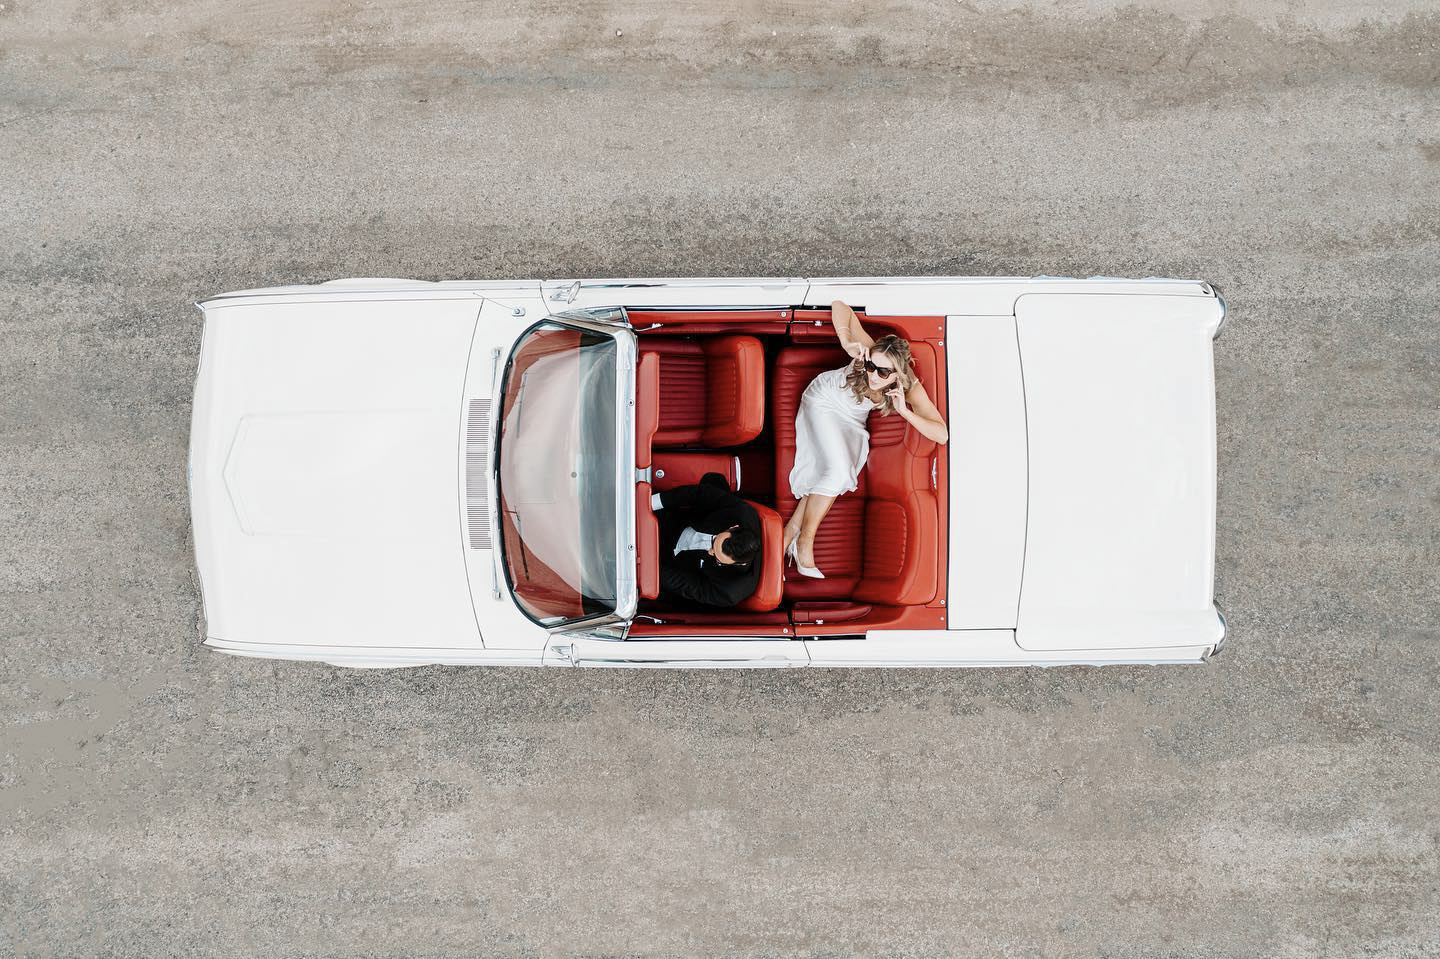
[2,1,1437,956]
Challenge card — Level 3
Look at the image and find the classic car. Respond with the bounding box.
[188,275,1227,668]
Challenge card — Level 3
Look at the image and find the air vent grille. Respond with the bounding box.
[465,398,492,550]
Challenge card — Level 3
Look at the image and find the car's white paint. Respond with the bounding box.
[801,276,1205,315]
[191,293,487,651]
[808,629,1213,666]
[560,637,810,668]
[1013,293,1223,652]
[455,294,566,650]
[189,275,1226,669]
[945,315,1029,630]
[542,276,810,311]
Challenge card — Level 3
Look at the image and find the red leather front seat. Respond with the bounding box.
[633,495,783,613]
[640,336,765,448]
[737,501,784,613]
[636,482,660,600]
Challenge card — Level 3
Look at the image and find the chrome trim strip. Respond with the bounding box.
[624,305,792,313]
[532,311,638,632]
[487,394,504,601]
[1202,281,1228,340]
[1206,605,1228,660]
[493,314,638,633]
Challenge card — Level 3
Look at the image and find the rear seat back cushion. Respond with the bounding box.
[854,490,938,606]
[779,496,865,601]
[772,345,870,501]
[772,345,869,601]
[864,341,939,500]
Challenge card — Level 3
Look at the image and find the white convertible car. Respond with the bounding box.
[189,276,1226,668]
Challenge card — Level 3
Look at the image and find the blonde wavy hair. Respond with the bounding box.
[843,334,916,416]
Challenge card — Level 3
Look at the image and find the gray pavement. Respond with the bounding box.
[2,1,1438,956]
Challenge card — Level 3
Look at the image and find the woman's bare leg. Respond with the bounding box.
[796,493,837,569]
[784,496,808,550]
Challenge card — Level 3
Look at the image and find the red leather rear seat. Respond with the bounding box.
[641,336,765,448]
[772,343,940,605]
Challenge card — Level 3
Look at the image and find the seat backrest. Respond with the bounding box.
[701,335,766,447]
[636,352,659,468]
[641,339,707,446]
[636,482,660,600]
[853,490,938,606]
[864,341,939,498]
[771,344,869,501]
[855,341,941,606]
[772,345,868,602]
[737,500,784,612]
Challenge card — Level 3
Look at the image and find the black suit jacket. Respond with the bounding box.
[655,480,763,608]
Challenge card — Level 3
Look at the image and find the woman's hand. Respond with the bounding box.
[886,387,910,414]
[844,339,868,362]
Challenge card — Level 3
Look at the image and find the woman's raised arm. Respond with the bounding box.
[830,300,874,361]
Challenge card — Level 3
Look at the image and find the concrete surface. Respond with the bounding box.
[2,1,1438,956]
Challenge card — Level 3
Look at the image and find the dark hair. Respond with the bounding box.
[722,526,760,564]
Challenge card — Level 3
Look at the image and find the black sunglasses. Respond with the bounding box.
[863,359,897,377]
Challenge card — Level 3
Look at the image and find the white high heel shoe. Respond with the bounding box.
[786,538,825,579]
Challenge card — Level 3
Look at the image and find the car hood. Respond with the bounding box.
[189,294,484,649]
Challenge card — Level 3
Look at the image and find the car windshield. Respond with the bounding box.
[495,322,619,626]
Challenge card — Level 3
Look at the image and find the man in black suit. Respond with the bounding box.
[649,472,763,608]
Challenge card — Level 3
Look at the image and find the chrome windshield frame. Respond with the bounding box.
[493,311,637,634]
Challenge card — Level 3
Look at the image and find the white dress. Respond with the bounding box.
[789,366,877,498]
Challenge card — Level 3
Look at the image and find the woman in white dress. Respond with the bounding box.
[784,300,949,578]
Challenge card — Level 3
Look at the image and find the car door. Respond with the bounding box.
[541,277,809,312]
[803,629,1021,667]
[548,635,811,669]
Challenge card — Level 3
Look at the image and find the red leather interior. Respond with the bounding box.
[772,346,866,600]
[650,452,736,492]
[701,336,765,446]
[636,352,659,469]
[641,339,705,445]
[640,335,764,448]
[629,617,795,637]
[791,601,873,624]
[737,501,783,613]
[772,340,940,606]
[636,482,659,600]
[628,309,793,338]
[639,610,791,627]
[631,318,946,626]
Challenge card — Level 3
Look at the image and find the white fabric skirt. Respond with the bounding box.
[788,366,875,498]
